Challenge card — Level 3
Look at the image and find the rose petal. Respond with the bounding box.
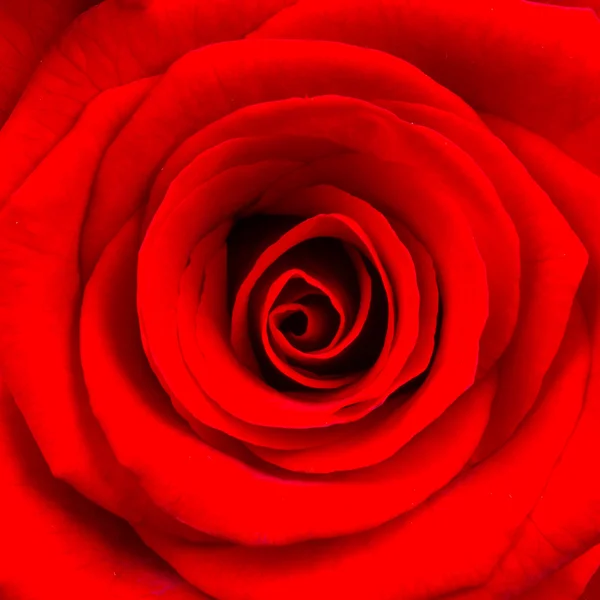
[0,79,184,528]
[248,152,486,472]
[134,304,591,599]
[138,95,488,471]
[253,0,600,148]
[177,222,353,451]
[228,208,413,397]
[263,245,368,366]
[526,0,600,15]
[517,545,600,600]
[82,38,477,272]
[375,100,587,460]
[473,116,600,595]
[447,545,600,600]
[82,214,494,545]
[256,269,364,389]
[0,0,298,206]
[0,381,206,600]
[581,565,600,600]
[0,0,97,125]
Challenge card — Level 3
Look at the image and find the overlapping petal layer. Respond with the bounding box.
[0,0,598,598]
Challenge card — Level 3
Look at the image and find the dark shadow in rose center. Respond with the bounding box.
[226,215,390,393]
[279,310,309,337]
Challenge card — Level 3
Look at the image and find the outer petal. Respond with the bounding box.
[82,38,476,273]
[0,0,301,207]
[468,116,600,598]
[372,100,586,460]
[0,381,206,600]
[0,0,97,125]
[136,305,591,599]
[0,78,200,539]
[253,0,600,167]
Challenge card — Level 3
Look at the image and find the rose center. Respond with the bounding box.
[272,292,341,352]
[279,310,308,337]
[226,215,388,392]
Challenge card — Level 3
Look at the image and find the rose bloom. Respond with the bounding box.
[1,0,600,598]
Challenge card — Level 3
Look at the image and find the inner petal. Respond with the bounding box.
[271,293,340,352]
[231,215,395,394]
[232,233,359,376]
[249,246,384,392]
[266,245,373,368]
[252,268,359,391]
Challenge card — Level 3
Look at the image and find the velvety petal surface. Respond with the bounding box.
[0,380,206,600]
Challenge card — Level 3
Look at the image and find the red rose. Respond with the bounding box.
[1,0,600,598]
